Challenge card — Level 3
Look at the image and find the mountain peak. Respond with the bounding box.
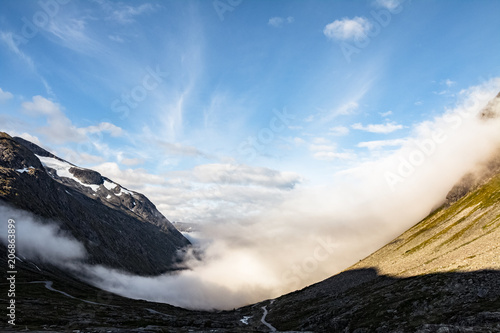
[0,132,190,275]
[0,132,43,171]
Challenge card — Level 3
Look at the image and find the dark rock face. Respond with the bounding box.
[445,173,476,205]
[69,167,104,185]
[0,132,190,275]
[0,132,43,170]
[11,136,60,159]
[266,269,500,332]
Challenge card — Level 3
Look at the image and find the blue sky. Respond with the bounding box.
[1,0,500,222]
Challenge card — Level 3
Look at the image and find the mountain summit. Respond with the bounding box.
[0,132,190,275]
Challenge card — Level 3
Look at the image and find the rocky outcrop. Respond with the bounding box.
[68,167,104,185]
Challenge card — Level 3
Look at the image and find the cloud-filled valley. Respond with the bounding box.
[3,81,499,310]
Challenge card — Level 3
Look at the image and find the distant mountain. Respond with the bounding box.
[0,132,190,275]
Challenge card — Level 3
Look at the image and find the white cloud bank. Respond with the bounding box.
[357,138,407,150]
[84,79,500,310]
[0,205,86,263]
[268,16,294,27]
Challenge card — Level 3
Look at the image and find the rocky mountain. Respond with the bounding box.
[0,132,190,275]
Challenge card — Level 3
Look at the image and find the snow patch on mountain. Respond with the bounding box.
[103,180,117,191]
[16,167,33,173]
[116,187,134,196]
[36,155,100,192]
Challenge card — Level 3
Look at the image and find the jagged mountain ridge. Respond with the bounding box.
[0,132,190,275]
[12,136,178,233]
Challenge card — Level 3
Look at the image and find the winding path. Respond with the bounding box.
[260,305,277,332]
[31,280,279,331]
[29,281,115,306]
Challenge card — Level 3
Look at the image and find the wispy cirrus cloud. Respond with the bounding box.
[357,138,407,150]
[0,88,13,102]
[0,31,55,97]
[157,140,211,159]
[108,34,124,43]
[328,126,350,136]
[351,121,404,134]
[42,15,109,56]
[443,79,456,87]
[94,0,158,24]
[313,151,356,161]
[319,101,359,123]
[0,31,35,69]
[119,157,145,166]
[268,16,294,28]
[190,163,301,189]
[309,143,336,152]
[374,0,403,11]
[110,3,158,24]
[306,139,356,161]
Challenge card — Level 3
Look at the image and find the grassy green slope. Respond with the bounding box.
[350,172,500,276]
[265,170,500,332]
